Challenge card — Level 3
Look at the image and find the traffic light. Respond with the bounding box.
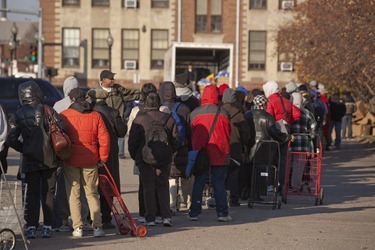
[29,45,37,63]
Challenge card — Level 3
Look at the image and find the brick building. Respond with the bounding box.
[41,0,300,89]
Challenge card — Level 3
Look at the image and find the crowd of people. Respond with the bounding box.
[0,70,357,240]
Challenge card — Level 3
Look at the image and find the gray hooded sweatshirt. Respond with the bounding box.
[53,76,80,113]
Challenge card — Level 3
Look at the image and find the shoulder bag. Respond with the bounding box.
[186,107,221,177]
[44,105,72,160]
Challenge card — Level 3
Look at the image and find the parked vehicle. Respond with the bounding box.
[0,77,63,115]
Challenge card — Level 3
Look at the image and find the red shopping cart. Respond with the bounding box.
[283,134,324,205]
[98,164,147,237]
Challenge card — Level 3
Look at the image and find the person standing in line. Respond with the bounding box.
[342,91,357,140]
[289,95,317,191]
[7,81,66,239]
[87,89,127,229]
[0,103,9,175]
[317,83,331,151]
[158,81,193,214]
[329,88,346,149]
[188,85,232,222]
[263,80,301,193]
[174,81,200,112]
[127,83,169,224]
[128,92,179,227]
[96,70,140,160]
[52,76,91,232]
[221,88,251,207]
[60,88,110,237]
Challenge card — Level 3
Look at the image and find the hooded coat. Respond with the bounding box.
[263,80,301,125]
[221,89,251,166]
[7,81,65,172]
[60,100,110,167]
[158,81,191,177]
[53,76,80,114]
[175,82,200,112]
[190,85,231,166]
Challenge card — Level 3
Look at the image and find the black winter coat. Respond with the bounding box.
[93,101,127,190]
[249,109,291,165]
[7,103,65,173]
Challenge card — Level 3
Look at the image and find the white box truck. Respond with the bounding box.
[163,42,234,88]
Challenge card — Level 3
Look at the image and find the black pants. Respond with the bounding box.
[0,146,8,174]
[139,164,170,223]
[25,168,57,228]
[138,175,161,218]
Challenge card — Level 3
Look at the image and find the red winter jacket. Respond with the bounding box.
[266,93,301,125]
[190,85,231,166]
[61,105,110,167]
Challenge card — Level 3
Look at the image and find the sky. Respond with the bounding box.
[4,0,39,21]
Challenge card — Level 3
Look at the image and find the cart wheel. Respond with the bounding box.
[314,197,319,206]
[135,225,147,237]
[319,188,324,205]
[277,201,282,209]
[0,228,16,250]
[247,201,253,208]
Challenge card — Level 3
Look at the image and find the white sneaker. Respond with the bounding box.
[162,218,173,227]
[93,227,105,237]
[188,216,198,221]
[137,217,146,224]
[155,216,163,224]
[146,221,155,226]
[72,227,83,237]
[218,215,233,222]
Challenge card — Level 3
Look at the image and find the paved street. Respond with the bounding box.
[5,138,375,250]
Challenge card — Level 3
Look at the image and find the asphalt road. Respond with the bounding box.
[4,138,375,250]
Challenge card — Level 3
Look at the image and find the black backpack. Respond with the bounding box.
[142,112,172,168]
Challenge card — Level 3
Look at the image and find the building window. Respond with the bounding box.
[152,0,169,8]
[195,0,222,33]
[250,0,266,9]
[151,30,168,69]
[248,31,266,70]
[63,0,80,5]
[92,0,109,6]
[62,28,80,68]
[92,29,110,68]
[122,29,139,69]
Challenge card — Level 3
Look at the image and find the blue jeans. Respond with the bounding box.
[189,165,229,218]
[118,137,125,155]
[341,115,353,138]
[330,121,342,147]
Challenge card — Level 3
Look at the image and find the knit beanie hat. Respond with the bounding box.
[253,95,268,109]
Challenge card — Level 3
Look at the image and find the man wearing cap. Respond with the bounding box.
[97,70,141,159]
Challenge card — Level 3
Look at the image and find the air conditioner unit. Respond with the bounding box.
[124,60,137,70]
[280,62,293,72]
[281,0,295,10]
[124,0,137,8]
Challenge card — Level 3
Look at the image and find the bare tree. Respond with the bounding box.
[277,0,375,103]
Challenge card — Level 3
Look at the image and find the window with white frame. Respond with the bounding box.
[122,29,139,69]
[92,29,110,68]
[62,28,80,68]
[248,31,266,70]
[151,30,168,69]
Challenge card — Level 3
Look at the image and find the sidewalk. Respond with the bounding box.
[5,139,375,250]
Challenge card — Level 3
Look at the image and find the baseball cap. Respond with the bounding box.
[100,70,116,81]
